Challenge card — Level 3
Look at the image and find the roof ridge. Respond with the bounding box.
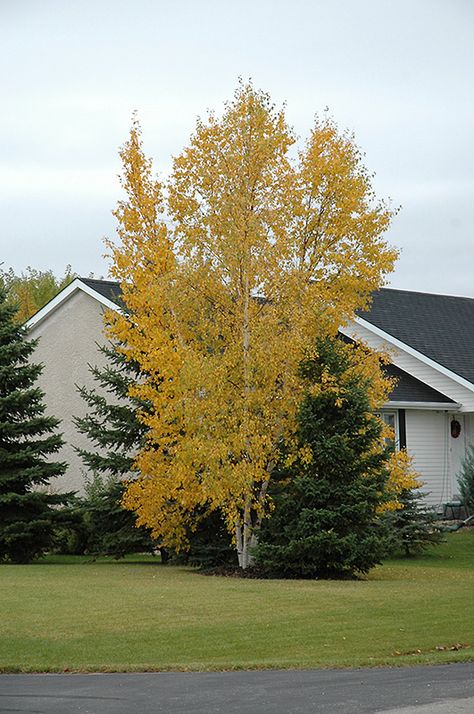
[378,286,474,301]
[79,278,474,302]
[79,277,120,285]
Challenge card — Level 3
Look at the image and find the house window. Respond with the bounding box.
[376,410,399,449]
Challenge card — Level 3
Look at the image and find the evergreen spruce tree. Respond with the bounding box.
[255,336,392,579]
[74,343,148,477]
[75,341,234,563]
[0,288,68,563]
[383,487,444,557]
[78,474,157,558]
[73,344,159,558]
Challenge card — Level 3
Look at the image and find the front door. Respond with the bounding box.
[448,413,465,499]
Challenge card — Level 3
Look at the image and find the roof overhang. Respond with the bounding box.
[383,401,461,411]
[25,278,122,330]
[342,315,474,396]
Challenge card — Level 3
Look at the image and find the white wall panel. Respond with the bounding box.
[405,410,450,506]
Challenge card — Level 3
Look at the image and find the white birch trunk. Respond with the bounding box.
[235,501,260,569]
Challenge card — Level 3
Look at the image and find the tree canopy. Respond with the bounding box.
[0,288,69,563]
[107,84,399,567]
[0,266,75,323]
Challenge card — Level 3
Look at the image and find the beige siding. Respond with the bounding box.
[28,289,111,495]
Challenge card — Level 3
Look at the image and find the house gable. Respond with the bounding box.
[384,363,458,409]
[341,286,474,413]
[27,288,116,494]
[342,317,474,412]
[25,277,122,331]
[357,287,474,385]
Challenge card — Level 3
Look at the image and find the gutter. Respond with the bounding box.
[383,401,462,411]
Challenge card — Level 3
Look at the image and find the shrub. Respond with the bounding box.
[53,474,157,559]
[457,445,474,515]
[383,487,444,557]
[181,510,236,568]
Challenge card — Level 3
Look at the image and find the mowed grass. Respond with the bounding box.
[1,531,474,672]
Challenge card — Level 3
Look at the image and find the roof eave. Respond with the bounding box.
[383,401,461,411]
[344,315,474,396]
[25,278,122,330]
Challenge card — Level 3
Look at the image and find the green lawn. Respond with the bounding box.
[1,531,473,673]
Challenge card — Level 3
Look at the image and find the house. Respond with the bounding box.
[26,278,122,494]
[341,289,474,506]
[26,278,474,506]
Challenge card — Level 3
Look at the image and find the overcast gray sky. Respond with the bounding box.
[1,0,473,294]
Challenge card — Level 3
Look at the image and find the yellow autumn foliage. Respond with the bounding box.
[381,449,423,512]
[107,84,400,564]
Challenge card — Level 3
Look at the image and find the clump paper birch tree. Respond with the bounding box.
[107,84,398,568]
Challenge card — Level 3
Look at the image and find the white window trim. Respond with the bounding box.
[376,409,400,449]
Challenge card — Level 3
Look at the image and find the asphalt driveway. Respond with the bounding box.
[1,663,473,713]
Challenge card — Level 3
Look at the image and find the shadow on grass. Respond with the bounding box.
[32,554,164,566]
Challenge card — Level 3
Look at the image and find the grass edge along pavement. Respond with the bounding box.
[0,531,473,673]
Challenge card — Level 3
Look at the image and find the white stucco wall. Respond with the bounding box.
[28,289,112,495]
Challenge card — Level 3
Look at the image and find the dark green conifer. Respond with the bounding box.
[72,344,159,558]
[77,474,156,558]
[457,445,474,515]
[0,288,68,563]
[256,336,392,579]
[384,487,444,557]
[74,343,148,477]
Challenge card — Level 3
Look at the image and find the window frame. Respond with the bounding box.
[376,409,400,449]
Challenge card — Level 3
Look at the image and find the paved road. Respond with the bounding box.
[0,664,473,713]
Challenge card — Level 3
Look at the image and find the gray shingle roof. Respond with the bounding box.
[384,363,455,404]
[80,278,124,307]
[80,279,474,389]
[358,288,474,385]
[339,333,455,403]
